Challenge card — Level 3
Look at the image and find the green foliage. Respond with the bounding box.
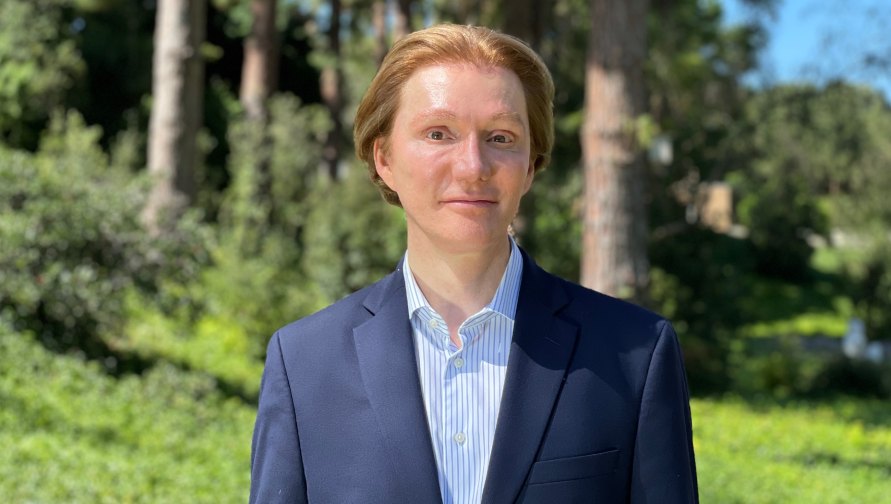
[523,168,583,282]
[738,305,853,339]
[734,83,891,337]
[0,0,85,149]
[0,110,206,368]
[220,94,330,247]
[115,231,327,397]
[103,92,407,396]
[108,94,334,396]
[0,320,254,503]
[694,397,891,503]
[302,167,408,304]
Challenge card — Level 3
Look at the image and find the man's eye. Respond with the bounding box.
[492,135,510,143]
[428,131,445,140]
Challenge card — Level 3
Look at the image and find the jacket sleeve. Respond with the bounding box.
[249,332,308,504]
[629,321,699,504]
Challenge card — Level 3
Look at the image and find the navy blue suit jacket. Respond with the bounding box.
[250,248,698,503]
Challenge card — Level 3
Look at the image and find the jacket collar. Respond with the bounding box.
[481,247,578,504]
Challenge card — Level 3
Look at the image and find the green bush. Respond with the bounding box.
[0,320,255,504]
[114,233,327,398]
[727,337,891,399]
[0,110,207,370]
[0,0,85,148]
[694,397,891,503]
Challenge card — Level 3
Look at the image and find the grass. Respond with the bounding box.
[0,325,255,504]
[4,319,891,503]
[693,397,891,503]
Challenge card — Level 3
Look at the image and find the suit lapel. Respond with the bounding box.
[481,249,579,504]
[352,264,442,503]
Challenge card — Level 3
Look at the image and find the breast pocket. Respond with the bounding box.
[520,449,621,504]
[528,449,619,485]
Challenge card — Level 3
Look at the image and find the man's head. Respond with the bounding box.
[354,24,555,208]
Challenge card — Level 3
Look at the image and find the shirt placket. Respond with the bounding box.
[442,319,478,504]
[449,318,497,504]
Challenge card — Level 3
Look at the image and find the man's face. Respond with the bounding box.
[374,64,534,255]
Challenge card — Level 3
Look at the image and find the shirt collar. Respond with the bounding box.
[402,236,524,322]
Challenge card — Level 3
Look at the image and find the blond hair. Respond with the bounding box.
[353,24,555,207]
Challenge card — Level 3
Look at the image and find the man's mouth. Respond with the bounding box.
[442,199,497,207]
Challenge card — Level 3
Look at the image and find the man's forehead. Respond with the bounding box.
[398,64,528,127]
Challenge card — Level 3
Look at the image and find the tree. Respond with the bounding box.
[502,0,547,51]
[0,0,85,150]
[143,0,207,232]
[240,0,279,121]
[237,0,280,212]
[372,1,387,67]
[393,0,414,42]
[580,0,650,303]
[320,0,343,179]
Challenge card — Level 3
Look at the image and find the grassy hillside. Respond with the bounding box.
[694,398,891,503]
[4,322,890,503]
[0,325,255,504]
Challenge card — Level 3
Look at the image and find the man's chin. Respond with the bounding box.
[430,229,512,255]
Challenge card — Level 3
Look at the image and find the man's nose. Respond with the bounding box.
[453,135,491,183]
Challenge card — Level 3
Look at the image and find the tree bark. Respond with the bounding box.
[502,0,546,51]
[239,0,279,211]
[240,0,279,121]
[393,0,413,42]
[580,0,650,303]
[143,0,206,233]
[372,0,386,67]
[321,0,342,180]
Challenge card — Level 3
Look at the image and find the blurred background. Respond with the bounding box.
[1,0,890,501]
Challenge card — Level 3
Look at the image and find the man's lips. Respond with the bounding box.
[442,199,497,207]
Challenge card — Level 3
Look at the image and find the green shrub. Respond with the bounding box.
[0,0,85,148]
[0,320,255,503]
[693,397,891,503]
[114,233,327,398]
[727,337,891,399]
[0,110,207,370]
[302,166,408,304]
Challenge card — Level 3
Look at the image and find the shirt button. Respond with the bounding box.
[429,319,439,329]
[454,432,466,445]
[454,358,465,369]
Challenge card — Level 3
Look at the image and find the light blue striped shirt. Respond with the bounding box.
[402,237,523,504]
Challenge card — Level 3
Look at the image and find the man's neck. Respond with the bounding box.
[406,229,512,348]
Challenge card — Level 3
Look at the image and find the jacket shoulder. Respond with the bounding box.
[275,277,381,345]
[554,275,671,344]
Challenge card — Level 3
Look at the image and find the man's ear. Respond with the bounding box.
[373,137,397,191]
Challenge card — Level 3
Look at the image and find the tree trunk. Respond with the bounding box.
[580,0,650,303]
[372,0,386,67]
[502,0,546,51]
[143,0,206,233]
[320,0,342,180]
[393,0,413,42]
[240,0,279,121]
[239,0,279,214]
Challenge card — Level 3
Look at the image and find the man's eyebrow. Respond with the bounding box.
[411,109,459,125]
[489,111,526,131]
[411,109,526,132]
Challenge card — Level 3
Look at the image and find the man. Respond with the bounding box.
[250,24,697,504]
